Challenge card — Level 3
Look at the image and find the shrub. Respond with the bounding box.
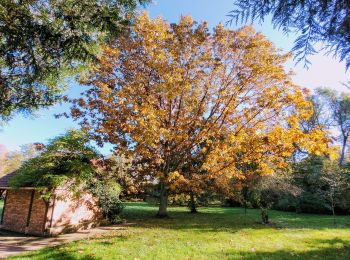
[169,194,190,206]
[275,197,298,212]
[92,180,124,224]
[296,192,328,214]
[9,130,99,199]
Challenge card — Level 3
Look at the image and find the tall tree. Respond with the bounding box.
[70,13,330,217]
[103,154,144,198]
[316,88,350,164]
[291,93,335,161]
[228,0,350,68]
[247,171,302,224]
[0,0,149,120]
[0,144,39,176]
[319,160,349,224]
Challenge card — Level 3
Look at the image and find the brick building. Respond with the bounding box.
[0,172,102,236]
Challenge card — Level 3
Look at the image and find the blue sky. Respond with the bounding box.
[1,0,349,153]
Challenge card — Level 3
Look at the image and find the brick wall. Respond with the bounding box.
[2,190,32,233]
[2,190,47,235]
[1,188,102,236]
[27,191,47,235]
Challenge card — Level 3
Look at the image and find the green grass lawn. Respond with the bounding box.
[9,202,350,260]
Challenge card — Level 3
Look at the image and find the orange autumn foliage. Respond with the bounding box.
[71,13,331,216]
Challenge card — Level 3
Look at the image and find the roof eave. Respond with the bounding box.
[0,187,36,190]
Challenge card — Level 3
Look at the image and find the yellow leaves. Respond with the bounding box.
[328,147,340,161]
[168,171,188,190]
[287,115,300,128]
[102,46,119,57]
[71,13,333,197]
[167,171,181,182]
[258,162,274,175]
[121,124,134,132]
[178,15,194,28]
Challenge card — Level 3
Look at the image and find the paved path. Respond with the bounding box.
[0,226,127,258]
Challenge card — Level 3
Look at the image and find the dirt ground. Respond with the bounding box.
[0,226,124,258]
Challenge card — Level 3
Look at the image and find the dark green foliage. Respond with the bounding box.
[9,129,125,219]
[243,171,301,222]
[232,157,350,216]
[292,157,327,213]
[297,192,330,214]
[9,130,99,197]
[228,0,350,68]
[0,0,149,120]
[186,191,220,213]
[274,197,298,212]
[91,180,124,223]
[260,208,269,224]
[293,157,350,214]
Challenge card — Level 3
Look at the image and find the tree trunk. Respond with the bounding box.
[261,208,269,224]
[339,135,348,165]
[156,180,168,218]
[189,191,197,213]
[331,195,336,226]
[332,206,336,226]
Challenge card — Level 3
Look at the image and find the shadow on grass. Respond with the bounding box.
[11,248,98,260]
[227,238,350,260]
[14,238,350,260]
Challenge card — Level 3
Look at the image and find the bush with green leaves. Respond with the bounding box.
[9,129,125,220]
[233,157,350,217]
[293,157,350,215]
[242,171,302,223]
[92,180,124,224]
[9,130,99,198]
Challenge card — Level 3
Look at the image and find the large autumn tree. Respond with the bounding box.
[70,13,330,217]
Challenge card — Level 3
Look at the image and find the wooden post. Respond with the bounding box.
[0,190,7,225]
[26,190,35,228]
[49,194,56,229]
[42,197,50,235]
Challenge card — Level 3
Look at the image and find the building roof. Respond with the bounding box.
[0,171,18,188]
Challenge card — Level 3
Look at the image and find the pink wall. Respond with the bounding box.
[47,189,102,235]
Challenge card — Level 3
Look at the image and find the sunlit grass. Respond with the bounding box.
[9,202,350,259]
